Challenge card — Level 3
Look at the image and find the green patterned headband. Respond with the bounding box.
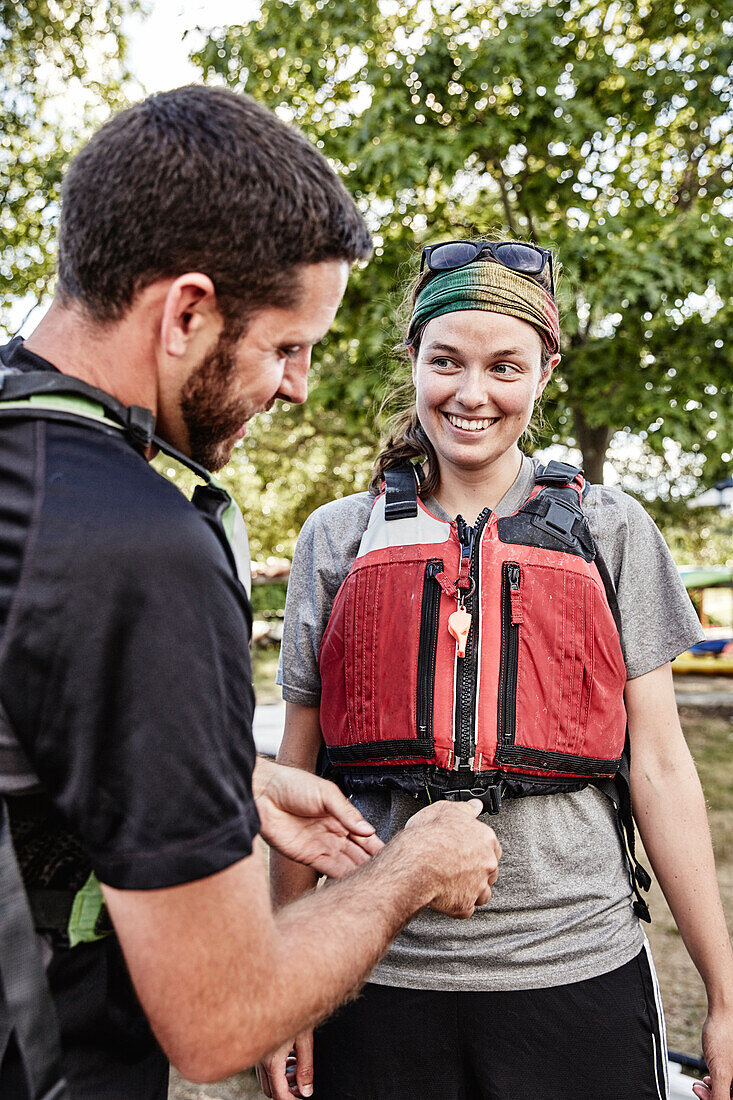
[407,262,560,354]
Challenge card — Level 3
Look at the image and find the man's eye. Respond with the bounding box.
[280,346,301,359]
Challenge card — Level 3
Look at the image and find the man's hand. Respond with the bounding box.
[404,799,502,917]
[253,757,383,877]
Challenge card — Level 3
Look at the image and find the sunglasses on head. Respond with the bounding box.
[420,239,555,295]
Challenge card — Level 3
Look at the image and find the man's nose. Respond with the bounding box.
[281,350,311,405]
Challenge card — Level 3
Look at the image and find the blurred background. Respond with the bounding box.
[1,2,731,1094]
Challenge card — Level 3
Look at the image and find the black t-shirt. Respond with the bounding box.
[0,338,259,890]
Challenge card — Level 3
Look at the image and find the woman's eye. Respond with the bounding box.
[493,362,517,375]
[432,357,455,370]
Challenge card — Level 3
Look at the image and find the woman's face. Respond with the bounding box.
[411,310,557,481]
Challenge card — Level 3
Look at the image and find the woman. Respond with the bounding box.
[258,240,733,1100]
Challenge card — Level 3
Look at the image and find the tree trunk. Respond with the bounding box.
[571,406,612,485]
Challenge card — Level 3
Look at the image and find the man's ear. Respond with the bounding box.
[160,273,218,358]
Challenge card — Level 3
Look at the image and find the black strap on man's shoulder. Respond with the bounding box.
[0,370,213,484]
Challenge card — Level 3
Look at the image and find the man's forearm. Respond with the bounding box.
[105,796,496,1084]
[175,831,434,1081]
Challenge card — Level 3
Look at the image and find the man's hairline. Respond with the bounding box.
[58,256,355,336]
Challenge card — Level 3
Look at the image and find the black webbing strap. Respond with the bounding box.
[593,548,652,922]
[0,803,69,1098]
[0,370,155,450]
[0,370,213,483]
[383,464,419,520]
[598,749,652,923]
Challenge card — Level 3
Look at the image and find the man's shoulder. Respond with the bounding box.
[40,421,226,574]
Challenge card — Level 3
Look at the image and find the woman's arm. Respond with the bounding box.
[626,663,733,1100]
[270,702,327,907]
[260,703,329,1100]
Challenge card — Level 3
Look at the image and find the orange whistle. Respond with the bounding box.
[448,609,472,658]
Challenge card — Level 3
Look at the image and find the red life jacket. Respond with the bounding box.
[318,460,652,922]
[319,461,627,799]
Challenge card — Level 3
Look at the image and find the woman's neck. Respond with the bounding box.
[434,447,523,524]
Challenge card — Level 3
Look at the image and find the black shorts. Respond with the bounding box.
[47,935,169,1099]
[313,946,668,1100]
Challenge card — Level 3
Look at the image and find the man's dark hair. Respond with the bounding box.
[57,85,372,324]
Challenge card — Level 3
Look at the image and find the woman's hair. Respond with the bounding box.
[369,240,558,498]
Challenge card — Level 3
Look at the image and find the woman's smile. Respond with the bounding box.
[442,412,501,434]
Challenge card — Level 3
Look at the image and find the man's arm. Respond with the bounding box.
[101,795,500,1084]
[627,664,733,1100]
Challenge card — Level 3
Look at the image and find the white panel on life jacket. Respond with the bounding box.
[356,494,451,559]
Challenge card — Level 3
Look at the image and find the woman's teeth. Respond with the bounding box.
[446,414,494,432]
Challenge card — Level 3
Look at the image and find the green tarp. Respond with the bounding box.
[679,566,733,590]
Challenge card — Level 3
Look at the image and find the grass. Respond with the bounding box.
[170,699,733,1097]
[645,706,733,1060]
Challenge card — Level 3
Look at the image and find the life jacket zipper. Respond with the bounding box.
[498,561,521,747]
[453,509,491,767]
[416,559,443,746]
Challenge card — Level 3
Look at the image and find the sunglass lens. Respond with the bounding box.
[428,242,479,270]
[494,242,544,274]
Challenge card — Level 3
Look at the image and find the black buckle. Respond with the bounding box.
[535,460,583,486]
[633,898,651,923]
[532,499,579,547]
[444,785,503,816]
[126,405,155,448]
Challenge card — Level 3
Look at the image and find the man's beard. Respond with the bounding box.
[180,330,251,471]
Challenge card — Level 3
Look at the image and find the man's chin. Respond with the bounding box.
[187,438,235,473]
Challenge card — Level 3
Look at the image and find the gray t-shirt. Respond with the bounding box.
[277,455,703,991]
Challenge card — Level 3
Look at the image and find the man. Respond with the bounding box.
[0,85,501,1098]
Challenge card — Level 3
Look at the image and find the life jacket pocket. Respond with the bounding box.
[319,556,443,761]
[494,560,626,778]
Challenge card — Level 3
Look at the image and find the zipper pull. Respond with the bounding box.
[455,515,473,590]
[507,562,523,624]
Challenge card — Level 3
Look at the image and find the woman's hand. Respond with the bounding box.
[691,1005,733,1100]
[257,1030,314,1099]
[254,757,383,877]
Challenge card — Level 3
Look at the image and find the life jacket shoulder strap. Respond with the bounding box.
[383,463,419,521]
[0,369,252,593]
[0,370,156,451]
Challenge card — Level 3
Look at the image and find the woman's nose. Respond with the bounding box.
[455,369,490,409]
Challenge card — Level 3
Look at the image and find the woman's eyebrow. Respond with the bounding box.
[422,341,463,355]
[424,341,528,359]
[487,347,526,359]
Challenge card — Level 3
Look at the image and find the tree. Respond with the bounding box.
[0,0,140,330]
[196,0,732,491]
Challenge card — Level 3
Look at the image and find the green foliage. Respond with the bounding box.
[195,0,732,502]
[0,0,141,329]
